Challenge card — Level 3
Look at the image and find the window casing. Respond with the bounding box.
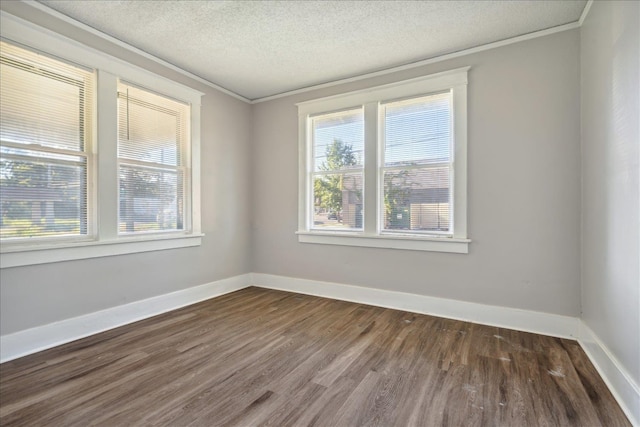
[0,12,203,268]
[297,68,469,253]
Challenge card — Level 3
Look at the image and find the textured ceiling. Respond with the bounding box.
[39,0,587,101]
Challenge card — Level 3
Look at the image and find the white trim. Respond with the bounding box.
[296,232,469,254]
[363,102,378,234]
[579,0,594,26]
[251,273,580,339]
[578,323,640,426]
[96,69,119,241]
[190,98,203,235]
[253,22,579,104]
[21,0,250,104]
[452,82,468,238]
[0,234,204,268]
[0,273,251,363]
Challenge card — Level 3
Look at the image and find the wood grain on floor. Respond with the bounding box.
[0,287,631,426]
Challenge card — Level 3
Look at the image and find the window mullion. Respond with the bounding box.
[363,102,378,234]
[96,69,119,240]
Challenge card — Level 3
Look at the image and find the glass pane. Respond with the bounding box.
[0,62,88,152]
[312,172,363,230]
[312,109,364,172]
[0,157,87,238]
[118,84,187,166]
[384,92,451,167]
[119,165,183,233]
[382,167,450,233]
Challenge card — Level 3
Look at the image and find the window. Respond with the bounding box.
[311,108,364,231]
[381,92,452,235]
[1,41,93,240]
[117,83,190,234]
[0,14,202,268]
[297,68,469,253]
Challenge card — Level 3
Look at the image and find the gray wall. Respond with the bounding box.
[0,5,587,336]
[3,1,636,405]
[251,30,582,316]
[0,2,253,335]
[580,1,640,386]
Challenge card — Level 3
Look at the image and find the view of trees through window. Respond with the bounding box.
[0,41,190,240]
[117,83,187,234]
[309,92,452,234]
[311,108,364,230]
[0,157,86,238]
[313,139,362,229]
[0,40,92,240]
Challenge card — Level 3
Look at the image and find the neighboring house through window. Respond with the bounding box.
[0,14,203,268]
[297,67,470,253]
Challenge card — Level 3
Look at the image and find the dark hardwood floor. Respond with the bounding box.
[0,287,631,426]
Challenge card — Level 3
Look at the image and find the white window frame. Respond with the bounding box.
[0,12,203,268]
[297,67,470,253]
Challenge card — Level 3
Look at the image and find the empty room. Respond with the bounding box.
[0,0,638,425]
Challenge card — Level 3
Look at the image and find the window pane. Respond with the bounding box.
[118,84,187,166]
[382,167,450,233]
[383,92,451,167]
[119,165,184,233]
[0,157,87,239]
[312,109,364,172]
[0,41,92,242]
[117,83,189,235]
[312,172,363,230]
[0,41,93,152]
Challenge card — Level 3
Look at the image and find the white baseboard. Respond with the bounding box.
[0,273,251,363]
[579,323,640,426]
[2,272,636,425]
[250,273,580,339]
[251,273,640,424]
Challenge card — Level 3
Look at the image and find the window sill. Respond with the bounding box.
[0,233,204,268]
[296,231,470,254]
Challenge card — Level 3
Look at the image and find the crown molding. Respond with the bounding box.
[579,0,594,26]
[20,0,251,104]
[250,21,580,104]
[11,1,589,104]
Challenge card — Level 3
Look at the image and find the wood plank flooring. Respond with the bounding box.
[0,287,631,426]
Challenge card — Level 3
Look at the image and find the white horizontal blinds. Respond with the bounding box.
[311,108,364,230]
[381,91,453,235]
[0,40,93,239]
[117,82,189,234]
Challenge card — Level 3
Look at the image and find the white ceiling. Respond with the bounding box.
[39,0,587,101]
